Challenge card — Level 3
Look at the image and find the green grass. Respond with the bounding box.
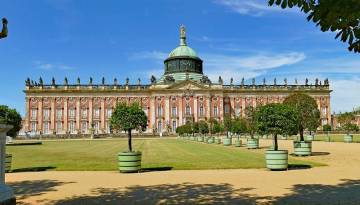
[6,138,324,171]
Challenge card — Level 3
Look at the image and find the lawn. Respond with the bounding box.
[6,138,323,171]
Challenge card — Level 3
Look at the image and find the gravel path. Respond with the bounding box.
[6,139,360,205]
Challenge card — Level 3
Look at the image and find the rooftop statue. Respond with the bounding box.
[0,18,8,39]
[284,78,287,86]
[77,77,80,85]
[150,75,156,84]
[241,77,244,86]
[64,77,68,86]
[263,78,266,85]
[273,78,277,85]
[102,77,105,85]
[218,76,223,85]
[52,77,55,86]
[230,77,233,85]
[114,78,118,85]
[252,78,255,85]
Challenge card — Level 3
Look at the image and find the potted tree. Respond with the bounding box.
[231,118,247,147]
[245,106,259,149]
[255,104,298,171]
[210,119,221,144]
[338,112,357,143]
[283,93,320,156]
[110,103,147,173]
[198,121,210,143]
[0,105,22,173]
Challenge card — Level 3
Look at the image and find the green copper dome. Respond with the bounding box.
[169,45,198,58]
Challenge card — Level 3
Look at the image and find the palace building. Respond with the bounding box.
[23,25,332,135]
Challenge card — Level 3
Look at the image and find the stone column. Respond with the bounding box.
[38,98,43,133]
[0,125,16,205]
[101,98,105,132]
[165,96,170,127]
[50,98,55,133]
[327,96,331,125]
[76,98,80,132]
[25,97,30,132]
[194,96,198,122]
[150,97,155,130]
[63,98,68,133]
[178,96,183,125]
[206,96,211,120]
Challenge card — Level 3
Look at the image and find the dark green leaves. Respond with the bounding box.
[110,103,147,133]
[0,105,22,137]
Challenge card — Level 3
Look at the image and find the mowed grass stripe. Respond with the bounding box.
[7,139,323,171]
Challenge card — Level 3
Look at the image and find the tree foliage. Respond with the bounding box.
[283,93,320,141]
[176,124,192,135]
[255,104,298,150]
[110,103,147,152]
[198,120,209,135]
[223,115,233,137]
[338,112,357,134]
[231,118,248,136]
[244,106,258,138]
[0,105,22,137]
[322,124,332,132]
[269,0,360,53]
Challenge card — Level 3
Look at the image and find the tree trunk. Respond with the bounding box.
[300,127,304,141]
[274,133,278,151]
[128,129,132,152]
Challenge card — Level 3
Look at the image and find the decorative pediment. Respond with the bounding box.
[165,80,208,90]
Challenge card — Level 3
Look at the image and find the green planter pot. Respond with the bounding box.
[207,137,214,144]
[306,135,314,141]
[5,154,12,173]
[190,136,195,141]
[235,139,242,147]
[247,138,259,149]
[204,137,209,143]
[344,134,353,143]
[216,138,221,144]
[223,138,232,146]
[197,136,204,142]
[118,151,142,173]
[266,150,288,171]
[293,141,312,156]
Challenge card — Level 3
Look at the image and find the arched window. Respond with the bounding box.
[214,105,218,117]
[199,103,204,116]
[186,105,191,115]
[157,104,162,117]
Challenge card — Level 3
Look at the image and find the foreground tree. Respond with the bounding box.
[0,105,22,137]
[283,93,320,141]
[110,103,147,152]
[255,104,298,151]
[269,0,360,53]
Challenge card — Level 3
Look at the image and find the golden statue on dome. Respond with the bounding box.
[0,18,8,39]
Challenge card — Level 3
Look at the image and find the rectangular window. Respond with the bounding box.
[94,121,100,132]
[158,105,162,117]
[94,108,100,118]
[31,122,37,132]
[235,107,241,117]
[43,109,50,120]
[172,107,177,117]
[82,109,88,118]
[199,105,204,116]
[172,120,177,132]
[69,108,75,118]
[69,121,75,133]
[224,105,229,114]
[81,121,87,132]
[107,109,112,118]
[43,122,49,134]
[31,109,37,120]
[143,107,148,116]
[106,122,110,133]
[157,121,162,132]
[56,109,62,120]
[56,121,62,132]
[214,106,218,117]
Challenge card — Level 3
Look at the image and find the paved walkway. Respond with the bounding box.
[6,140,360,205]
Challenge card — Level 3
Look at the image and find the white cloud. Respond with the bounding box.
[214,0,299,16]
[34,61,74,71]
[203,52,306,82]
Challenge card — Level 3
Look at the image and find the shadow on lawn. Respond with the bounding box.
[11,166,56,173]
[8,179,75,204]
[48,179,360,205]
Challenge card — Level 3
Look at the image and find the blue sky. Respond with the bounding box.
[0,0,359,116]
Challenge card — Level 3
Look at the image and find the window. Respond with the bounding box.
[224,104,230,114]
[56,109,62,120]
[322,107,327,116]
[82,109,88,118]
[94,121,100,132]
[107,109,112,118]
[31,109,37,120]
[199,104,204,116]
[43,122,49,134]
[94,108,100,118]
[143,107,148,116]
[106,122,111,133]
[157,121,162,132]
[56,121,62,132]
[214,105,218,117]
[157,104,162,117]
[186,105,191,115]
[81,121,87,132]
[69,121,75,133]
[69,108,75,118]
[172,120,177,132]
[172,106,177,117]
[31,122,37,132]
[235,106,241,117]
[43,109,50,120]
